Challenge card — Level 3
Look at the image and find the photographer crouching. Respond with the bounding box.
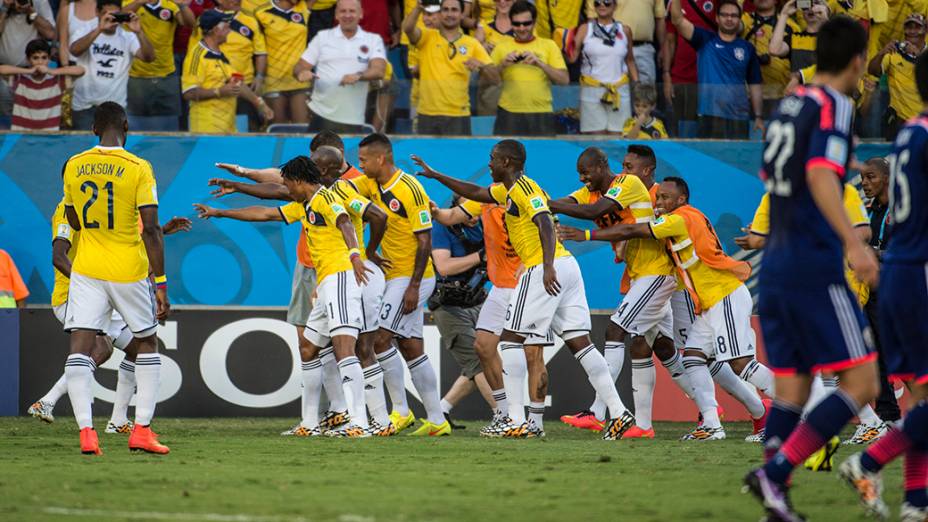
[429,197,496,428]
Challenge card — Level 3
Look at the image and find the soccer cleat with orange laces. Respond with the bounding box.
[838,453,889,520]
[128,425,170,455]
[79,427,102,455]
[560,410,606,432]
[622,426,655,439]
[602,411,636,440]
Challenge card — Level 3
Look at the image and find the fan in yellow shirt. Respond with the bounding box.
[182,11,272,133]
[254,0,310,121]
[487,1,568,136]
[868,14,926,133]
[187,4,267,89]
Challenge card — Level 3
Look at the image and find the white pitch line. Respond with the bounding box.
[42,507,375,522]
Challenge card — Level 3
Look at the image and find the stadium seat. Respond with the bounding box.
[127,115,180,132]
[236,115,248,133]
[393,118,413,135]
[471,116,495,136]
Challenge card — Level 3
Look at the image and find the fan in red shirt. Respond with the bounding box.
[662,0,716,136]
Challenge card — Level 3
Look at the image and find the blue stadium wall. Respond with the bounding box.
[0,134,891,309]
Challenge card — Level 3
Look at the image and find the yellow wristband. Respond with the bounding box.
[348,248,361,258]
[584,230,591,241]
[154,274,167,284]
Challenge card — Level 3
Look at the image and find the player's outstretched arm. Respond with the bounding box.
[533,213,561,296]
[807,167,879,287]
[215,163,284,184]
[336,214,371,286]
[431,203,470,226]
[52,238,72,278]
[549,196,619,220]
[140,206,169,321]
[193,203,283,222]
[362,204,391,270]
[163,217,192,235]
[558,222,650,243]
[410,155,495,203]
[210,178,293,201]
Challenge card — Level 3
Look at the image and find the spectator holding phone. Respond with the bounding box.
[769,0,829,74]
[0,0,56,66]
[485,0,567,136]
[68,0,155,130]
[868,13,926,140]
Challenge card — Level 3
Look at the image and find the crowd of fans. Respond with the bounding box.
[0,0,922,138]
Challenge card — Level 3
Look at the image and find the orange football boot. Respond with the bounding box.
[128,425,170,455]
[622,426,655,439]
[560,410,606,432]
[79,427,102,455]
[752,399,772,435]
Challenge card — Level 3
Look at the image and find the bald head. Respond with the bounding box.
[577,147,608,169]
[312,145,343,165]
[312,145,345,184]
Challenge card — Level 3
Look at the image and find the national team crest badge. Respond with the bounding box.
[308,211,317,224]
[389,199,400,212]
[734,47,745,61]
[459,46,468,55]
[291,13,303,23]
[159,8,171,20]
[702,0,713,11]
[240,25,251,36]
[360,45,369,54]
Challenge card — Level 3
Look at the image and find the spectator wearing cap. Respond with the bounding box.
[670,0,763,139]
[741,0,797,117]
[485,0,567,136]
[869,13,926,140]
[0,0,56,67]
[182,9,271,133]
[254,0,309,123]
[769,0,829,74]
[294,0,386,133]
[661,0,716,137]
[121,0,195,120]
[191,0,267,130]
[568,0,638,134]
[403,0,491,135]
[583,0,665,85]
[69,0,155,130]
[0,39,84,130]
[0,248,28,308]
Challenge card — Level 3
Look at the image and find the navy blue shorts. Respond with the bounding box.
[758,281,875,375]
[879,261,928,384]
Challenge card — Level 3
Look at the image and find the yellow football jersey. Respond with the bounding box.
[329,178,371,259]
[50,200,79,307]
[415,28,491,117]
[189,11,266,84]
[490,37,566,113]
[349,171,435,280]
[533,0,583,39]
[621,117,669,139]
[279,187,352,284]
[182,42,237,134]
[489,176,570,268]
[254,1,310,93]
[62,146,158,283]
[881,48,921,121]
[571,174,673,279]
[650,213,743,310]
[125,0,181,77]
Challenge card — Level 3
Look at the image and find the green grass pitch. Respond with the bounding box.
[0,417,903,521]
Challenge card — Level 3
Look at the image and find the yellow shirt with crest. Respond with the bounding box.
[254,0,310,93]
[491,37,566,113]
[188,11,267,84]
[489,176,570,268]
[50,200,79,307]
[182,42,237,133]
[62,146,158,283]
[348,171,435,280]
[125,0,181,78]
[278,187,352,284]
[329,178,372,259]
[416,28,491,117]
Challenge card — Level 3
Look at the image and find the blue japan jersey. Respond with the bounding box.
[759,85,855,287]
[884,115,928,264]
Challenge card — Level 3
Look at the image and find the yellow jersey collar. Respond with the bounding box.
[380,169,403,192]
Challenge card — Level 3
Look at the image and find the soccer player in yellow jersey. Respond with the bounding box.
[414,139,635,440]
[121,0,194,117]
[196,156,377,437]
[254,0,310,123]
[28,201,190,433]
[182,11,272,133]
[549,147,683,439]
[352,133,451,436]
[561,178,778,441]
[60,102,170,456]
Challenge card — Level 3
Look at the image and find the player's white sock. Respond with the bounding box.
[440,399,453,414]
[529,401,545,430]
[499,342,527,424]
[39,374,69,407]
[803,375,830,416]
[301,359,323,428]
[576,344,628,419]
[362,363,390,427]
[491,388,508,417]
[64,354,95,430]
[661,350,694,398]
[631,357,656,430]
[709,360,765,418]
[407,354,445,425]
[109,359,136,426]
[858,403,882,425]
[683,355,721,429]
[376,346,409,416]
[589,341,625,421]
[320,348,347,412]
[337,356,368,429]
[738,358,776,398]
[112,328,133,351]
[133,353,160,426]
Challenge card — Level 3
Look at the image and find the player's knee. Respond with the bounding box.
[628,337,652,359]
[90,337,113,366]
[605,322,627,343]
[652,336,676,360]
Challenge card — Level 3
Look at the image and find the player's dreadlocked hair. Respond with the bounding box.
[280,155,322,185]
